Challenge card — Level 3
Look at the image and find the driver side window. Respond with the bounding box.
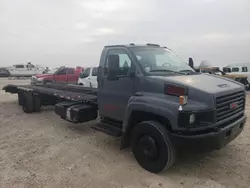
[80,68,90,78]
[232,67,239,72]
[105,49,132,76]
[57,69,66,75]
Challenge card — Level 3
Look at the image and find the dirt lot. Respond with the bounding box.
[0,78,249,188]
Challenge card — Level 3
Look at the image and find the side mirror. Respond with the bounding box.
[107,54,120,77]
[188,57,194,68]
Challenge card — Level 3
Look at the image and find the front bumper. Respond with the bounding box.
[245,84,250,90]
[30,77,43,85]
[171,114,246,152]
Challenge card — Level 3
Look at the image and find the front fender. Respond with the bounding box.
[123,94,179,133]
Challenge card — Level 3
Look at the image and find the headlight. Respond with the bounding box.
[189,114,195,124]
[178,111,215,128]
[31,76,37,84]
[37,77,43,81]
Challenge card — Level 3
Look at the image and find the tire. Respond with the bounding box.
[131,121,176,173]
[33,95,41,112]
[22,92,34,113]
[44,81,54,85]
[18,92,24,106]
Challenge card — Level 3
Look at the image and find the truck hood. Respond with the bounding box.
[150,74,243,94]
[34,74,52,78]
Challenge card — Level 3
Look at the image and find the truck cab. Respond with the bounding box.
[96,43,246,172]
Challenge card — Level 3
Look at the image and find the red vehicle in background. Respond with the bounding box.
[31,66,84,85]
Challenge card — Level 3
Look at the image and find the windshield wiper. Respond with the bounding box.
[149,69,188,75]
[179,69,200,75]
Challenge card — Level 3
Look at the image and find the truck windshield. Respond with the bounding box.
[130,47,194,75]
[47,68,59,74]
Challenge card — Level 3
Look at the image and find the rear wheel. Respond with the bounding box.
[18,92,24,106]
[131,121,176,173]
[22,92,34,113]
[33,95,41,112]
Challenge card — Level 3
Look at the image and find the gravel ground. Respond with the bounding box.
[0,78,249,188]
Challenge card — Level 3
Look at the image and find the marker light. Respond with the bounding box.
[165,84,188,96]
[179,96,188,105]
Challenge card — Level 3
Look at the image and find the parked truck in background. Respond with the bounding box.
[3,43,247,173]
[31,66,83,85]
[223,65,250,83]
[0,68,10,77]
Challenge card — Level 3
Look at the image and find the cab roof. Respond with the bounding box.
[104,43,168,49]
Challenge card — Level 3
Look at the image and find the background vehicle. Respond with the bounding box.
[197,67,250,90]
[31,66,83,85]
[223,65,250,83]
[3,43,247,173]
[7,62,46,77]
[78,67,98,88]
[0,68,10,77]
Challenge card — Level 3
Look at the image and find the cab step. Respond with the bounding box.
[91,123,122,137]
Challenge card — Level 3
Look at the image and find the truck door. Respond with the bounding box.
[66,68,76,84]
[98,49,135,121]
[54,68,67,84]
[89,67,98,88]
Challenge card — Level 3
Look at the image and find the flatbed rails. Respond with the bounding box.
[3,84,97,103]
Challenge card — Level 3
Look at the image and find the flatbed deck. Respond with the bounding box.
[2,84,98,103]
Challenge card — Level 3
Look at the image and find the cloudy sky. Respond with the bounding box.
[0,0,249,68]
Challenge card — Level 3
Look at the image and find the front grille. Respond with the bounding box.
[216,91,245,122]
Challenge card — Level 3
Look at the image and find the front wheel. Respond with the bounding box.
[44,80,54,85]
[131,121,176,173]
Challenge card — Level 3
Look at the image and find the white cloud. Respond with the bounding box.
[75,22,88,31]
[191,0,218,3]
[80,0,126,13]
[201,33,232,42]
[94,28,115,35]
[80,37,95,43]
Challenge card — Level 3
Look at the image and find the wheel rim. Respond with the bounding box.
[138,135,158,160]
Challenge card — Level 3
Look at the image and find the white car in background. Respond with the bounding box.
[78,67,98,88]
